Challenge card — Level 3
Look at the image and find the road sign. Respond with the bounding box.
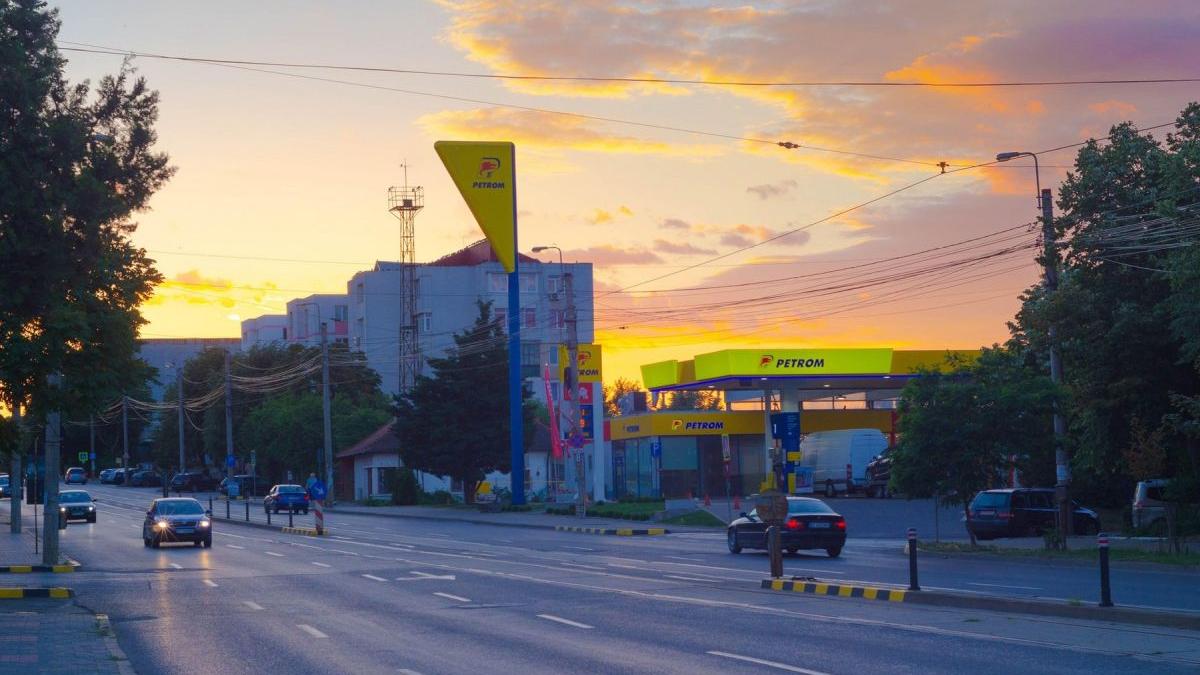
[308,479,327,501]
[770,413,801,451]
[225,455,236,468]
[88,452,96,460]
[77,452,88,462]
[650,441,661,458]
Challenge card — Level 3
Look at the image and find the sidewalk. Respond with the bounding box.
[0,600,132,674]
[321,502,708,533]
[0,501,74,567]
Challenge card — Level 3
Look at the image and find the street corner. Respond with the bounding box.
[554,525,670,536]
[0,587,75,599]
[281,526,329,537]
[761,578,908,603]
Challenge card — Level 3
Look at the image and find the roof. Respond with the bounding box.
[336,421,399,459]
[428,239,540,267]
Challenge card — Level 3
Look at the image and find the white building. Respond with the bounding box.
[286,294,350,348]
[240,315,287,350]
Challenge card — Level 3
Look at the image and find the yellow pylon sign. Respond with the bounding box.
[434,141,517,273]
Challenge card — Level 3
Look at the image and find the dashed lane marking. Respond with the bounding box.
[665,575,718,582]
[563,546,595,551]
[560,562,604,571]
[297,624,328,639]
[433,592,470,603]
[264,551,284,557]
[362,574,388,582]
[311,562,331,568]
[203,580,218,588]
[243,601,264,611]
[168,563,182,570]
[226,544,245,550]
[537,614,593,629]
[706,651,830,675]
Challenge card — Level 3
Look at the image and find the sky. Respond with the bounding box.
[50,1,1200,384]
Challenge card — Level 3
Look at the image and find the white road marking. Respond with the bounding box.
[264,551,284,557]
[297,624,328,639]
[607,563,641,569]
[563,546,594,551]
[396,571,456,581]
[362,574,388,582]
[707,651,829,674]
[311,562,331,568]
[537,614,593,629]
[203,579,218,588]
[665,575,717,582]
[967,582,1042,590]
[168,563,182,569]
[560,562,604,571]
[226,544,245,550]
[243,601,264,611]
[397,669,424,675]
[426,533,450,538]
[666,555,700,561]
[433,592,470,603]
[331,549,360,556]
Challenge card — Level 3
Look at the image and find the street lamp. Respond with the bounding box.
[296,301,333,505]
[996,148,1070,539]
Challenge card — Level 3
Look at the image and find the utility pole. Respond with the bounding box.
[9,402,21,534]
[43,374,60,565]
[320,322,334,506]
[89,415,96,478]
[177,367,186,474]
[225,350,234,481]
[564,268,586,518]
[121,395,129,472]
[1041,187,1071,538]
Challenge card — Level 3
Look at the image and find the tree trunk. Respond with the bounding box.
[463,479,476,505]
[964,502,977,547]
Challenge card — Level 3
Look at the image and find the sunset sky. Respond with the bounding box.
[53,1,1200,384]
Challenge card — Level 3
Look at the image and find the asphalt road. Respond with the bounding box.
[4,484,1199,674]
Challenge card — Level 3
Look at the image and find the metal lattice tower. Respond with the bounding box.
[388,177,423,394]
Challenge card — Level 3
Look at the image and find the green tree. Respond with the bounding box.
[393,301,537,503]
[890,350,1058,545]
[1,1,171,460]
[665,389,722,411]
[603,377,643,417]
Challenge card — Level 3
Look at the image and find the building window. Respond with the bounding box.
[546,276,562,295]
[520,273,538,293]
[488,272,507,293]
[334,304,348,322]
[356,282,365,304]
[551,309,565,329]
[521,342,540,379]
[523,307,537,328]
[418,312,432,333]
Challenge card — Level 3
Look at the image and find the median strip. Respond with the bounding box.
[761,579,907,602]
[281,526,328,537]
[0,587,73,599]
[553,525,668,536]
[0,563,80,574]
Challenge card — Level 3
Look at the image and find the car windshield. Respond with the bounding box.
[973,492,1009,508]
[277,485,304,493]
[60,491,90,503]
[788,499,835,514]
[155,500,204,516]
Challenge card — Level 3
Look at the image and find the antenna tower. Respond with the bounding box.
[388,164,423,394]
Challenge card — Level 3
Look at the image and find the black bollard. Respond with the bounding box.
[225,498,230,519]
[244,499,250,522]
[767,525,783,578]
[208,496,213,513]
[1098,533,1113,607]
[288,509,294,528]
[267,508,271,525]
[907,527,920,591]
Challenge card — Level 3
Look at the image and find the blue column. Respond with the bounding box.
[508,153,525,505]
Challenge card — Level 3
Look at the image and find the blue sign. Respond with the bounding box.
[225,455,236,468]
[770,413,801,452]
[308,479,327,501]
[569,432,585,449]
[88,452,96,460]
[650,441,662,458]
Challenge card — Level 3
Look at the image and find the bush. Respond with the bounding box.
[385,468,421,506]
[420,489,456,505]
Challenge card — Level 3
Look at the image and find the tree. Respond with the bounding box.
[0,1,172,436]
[603,377,643,417]
[665,389,722,411]
[393,301,537,503]
[889,350,1058,546]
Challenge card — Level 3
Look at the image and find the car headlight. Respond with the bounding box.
[198,520,210,528]
[60,507,67,512]
[155,520,170,530]
[88,506,95,511]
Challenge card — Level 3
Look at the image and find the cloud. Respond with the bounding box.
[653,239,717,256]
[585,205,635,225]
[720,232,753,247]
[747,179,798,200]
[660,218,691,230]
[561,245,663,265]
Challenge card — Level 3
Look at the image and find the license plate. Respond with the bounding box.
[809,522,831,529]
[979,509,996,517]
[176,528,194,534]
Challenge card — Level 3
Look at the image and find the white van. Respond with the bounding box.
[796,429,888,497]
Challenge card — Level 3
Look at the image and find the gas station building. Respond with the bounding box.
[607,348,977,500]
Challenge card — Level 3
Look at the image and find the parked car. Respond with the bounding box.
[264,484,310,514]
[64,467,87,485]
[220,475,266,497]
[99,468,118,484]
[58,489,97,523]
[0,474,9,499]
[129,470,164,487]
[795,429,888,497]
[142,497,213,548]
[110,468,128,485]
[966,488,1100,540]
[727,497,846,558]
[170,471,218,492]
[864,447,894,498]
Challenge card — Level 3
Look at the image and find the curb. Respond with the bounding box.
[0,587,74,599]
[555,525,669,536]
[327,507,696,534]
[0,563,80,574]
[761,578,907,602]
[281,526,328,537]
[96,613,137,675]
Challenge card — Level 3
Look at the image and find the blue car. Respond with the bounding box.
[264,484,310,514]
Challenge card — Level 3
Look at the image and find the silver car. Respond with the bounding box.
[1133,479,1169,531]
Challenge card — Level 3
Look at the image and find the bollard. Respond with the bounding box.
[208,497,213,514]
[288,509,294,528]
[244,499,250,522]
[907,527,920,591]
[267,508,271,525]
[767,525,783,578]
[225,498,230,519]
[1098,532,1113,607]
[314,500,324,535]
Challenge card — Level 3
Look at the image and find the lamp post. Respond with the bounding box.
[532,245,585,516]
[996,150,1070,539]
[297,301,334,505]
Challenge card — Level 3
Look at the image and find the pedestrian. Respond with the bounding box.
[305,472,317,495]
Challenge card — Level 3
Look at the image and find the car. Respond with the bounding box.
[1132,479,1170,532]
[864,447,894,498]
[170,471,219,492]
[220,475,266,497]
[966,488,1100,540]
[264,484,310,515]
[142,497,213,548]
[64,467,87,485]
[99,468,117,484]
[727,497,846,558]
[129,470,164,487]
[58,489,97,523]
[0,473,9,499]
[111,468,128,485]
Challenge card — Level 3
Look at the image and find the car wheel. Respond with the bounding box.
[194,539,202,547]
[727,529,742,554]
[150,536,160,549]
[303,508,309,515]
[87,515,96,524]
[203,537,212,548]
[826,546,842,558]
[824,481,835,498]
[786,547,799,555]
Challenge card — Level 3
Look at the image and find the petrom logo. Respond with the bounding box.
[472,157,505,189]
[673,419,725,431]
[671,419,683,430]
[577,350,600,377]
[774,357,826,368]
[759,354,773,368]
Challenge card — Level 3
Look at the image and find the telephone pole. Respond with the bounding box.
[43,374,61,565]
[1041,186,1071,538]
[177,367,186,473]
[9,402,21,534]
[225,350,234,480]
[320,322,334,505]
[121,395,129,472]
[89,415,96,477]
[564,269,586,519]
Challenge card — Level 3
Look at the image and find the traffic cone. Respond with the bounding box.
[704,493,711,507]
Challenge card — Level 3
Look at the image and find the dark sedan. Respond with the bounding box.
[129,470,164,487]
[143,498,213,548]
[58,489,97,523]
[170,471,218,492]
[728,497,846,558]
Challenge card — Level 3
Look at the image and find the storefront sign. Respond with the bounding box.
[559,344,603,384]
[695,348,894,380]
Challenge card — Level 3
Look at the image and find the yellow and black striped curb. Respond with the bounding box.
[554,525,669,536]
[762,579,907,602]
[281,526,328,537]
[0,563,80,574]
[0,587,74,599]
